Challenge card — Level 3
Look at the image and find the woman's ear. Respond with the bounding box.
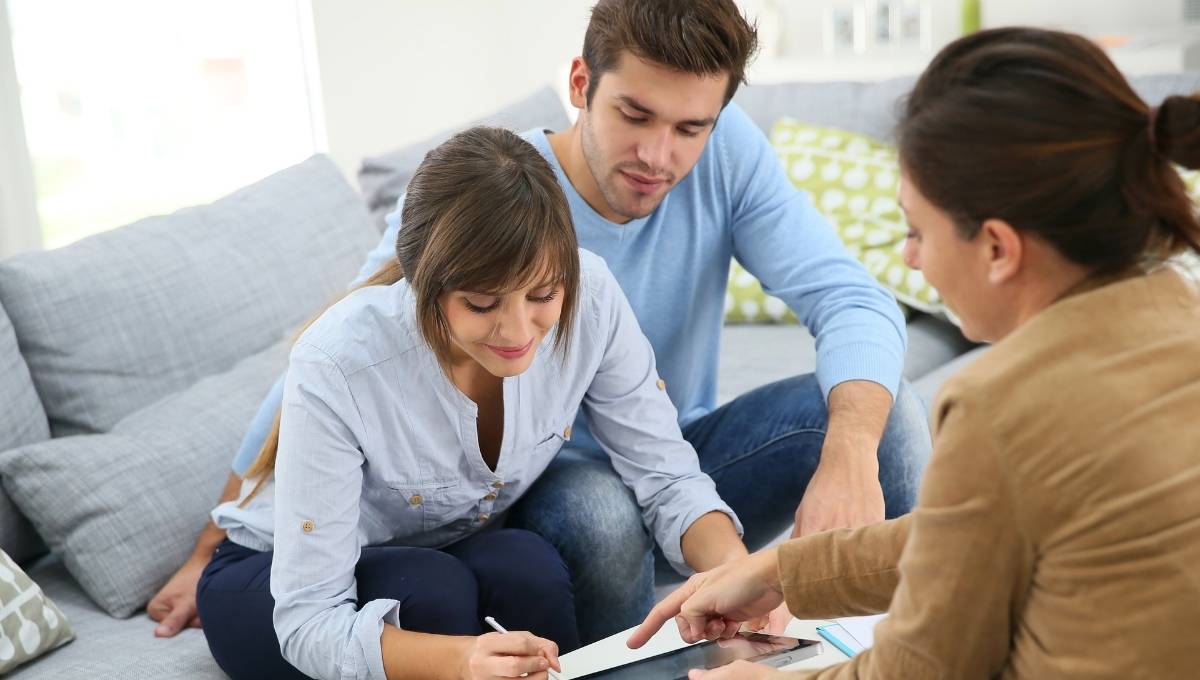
[981,218,1024,286]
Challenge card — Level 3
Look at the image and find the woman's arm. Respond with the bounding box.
[680,511,748,573]
[271,343,558,680]
[765,389,1033,680]
[579,256,746,574]
[382,628,561,680]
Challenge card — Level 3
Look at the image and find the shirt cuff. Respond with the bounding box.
[815,341,904,402]
[355,598,402,680]
[664,501,744,576]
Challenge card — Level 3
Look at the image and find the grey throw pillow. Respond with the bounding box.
[0,549,74,674]
[0,341,287,617]
[0,300,49,565]
[0,155,378,437]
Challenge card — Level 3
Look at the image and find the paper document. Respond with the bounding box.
[835,614,887,649]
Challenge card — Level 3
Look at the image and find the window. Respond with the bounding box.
[6,0,322,248]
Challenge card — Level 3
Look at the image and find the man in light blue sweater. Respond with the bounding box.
[149,0,931,649]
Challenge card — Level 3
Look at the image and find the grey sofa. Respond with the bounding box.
[2,72,1195,679]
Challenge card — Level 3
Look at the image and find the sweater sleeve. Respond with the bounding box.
[767,387,1033,679]
[718,103,907,400]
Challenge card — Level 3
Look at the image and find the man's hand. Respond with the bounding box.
[147,556,206,637]
[792,454,885,537]
[627,549,783,649]
[688,660,776,680]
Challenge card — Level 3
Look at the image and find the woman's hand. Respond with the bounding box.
[745,602,794,636]
[627,548,785,649]
[461,631,561,680]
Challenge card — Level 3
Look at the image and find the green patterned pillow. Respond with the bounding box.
[724,120,941,324]
[726,127,1200,325]
[0,549,74,674]
[775,119,943,313]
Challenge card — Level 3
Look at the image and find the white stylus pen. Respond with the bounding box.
[484,616,564,680]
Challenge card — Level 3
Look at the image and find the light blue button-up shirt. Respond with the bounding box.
[211,249,740,680]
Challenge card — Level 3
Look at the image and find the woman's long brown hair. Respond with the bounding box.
[240,127,579,506]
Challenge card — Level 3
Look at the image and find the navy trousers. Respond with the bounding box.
[197,528,579,679]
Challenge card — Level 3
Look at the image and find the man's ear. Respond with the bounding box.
[980,218,1023,285]
[567,57,591,111]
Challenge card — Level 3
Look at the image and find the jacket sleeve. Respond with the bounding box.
[767,387,1032,679]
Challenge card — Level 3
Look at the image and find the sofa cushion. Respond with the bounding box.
[10,556,221,679]
[734,77,917,141]
[358,85,570,229]
[0,300,49,565]
[0,340,287,617]
[731,73,1200,140]
[0,549,74,675]
[0,154,378,436]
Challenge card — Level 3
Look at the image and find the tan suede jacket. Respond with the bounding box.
[771,266,1200,679]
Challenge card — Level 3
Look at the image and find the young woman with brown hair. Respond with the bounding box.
[196,127,747,680]
[630,27,1200,679]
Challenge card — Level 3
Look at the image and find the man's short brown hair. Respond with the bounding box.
[582,0,759,107]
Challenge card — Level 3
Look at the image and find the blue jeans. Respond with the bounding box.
[505,374,932,644]
[197,529,579,679]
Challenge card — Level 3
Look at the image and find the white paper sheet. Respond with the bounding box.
[834,614,887,649]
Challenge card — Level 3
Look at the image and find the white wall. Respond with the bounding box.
[309,0,1190,182]
[309,0,594,179]
[982,0,1182,33]
[0,1,41,257]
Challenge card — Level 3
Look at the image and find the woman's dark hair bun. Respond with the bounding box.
[1157,94,1200,170]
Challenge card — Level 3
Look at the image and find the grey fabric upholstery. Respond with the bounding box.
[912,345,990,410]
[734,77,916,141]
[715,314,971,406]
[0,341,288,618]
[732,73,1200,141]
[358,85,571,229]
[0,300,49,565]
[0,155,378,437]
[10,555,223,680]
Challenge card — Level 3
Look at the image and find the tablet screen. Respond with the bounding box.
[575,633,822,680]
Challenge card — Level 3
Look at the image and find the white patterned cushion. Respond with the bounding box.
[0,549,73,674]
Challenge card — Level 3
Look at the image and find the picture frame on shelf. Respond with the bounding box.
[823,1,867,54]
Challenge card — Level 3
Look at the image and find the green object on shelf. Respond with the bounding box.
[961,0,981,34]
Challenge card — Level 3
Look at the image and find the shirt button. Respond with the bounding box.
[301,520,315,533]
[563,425,572,439]
[409,494,423,506]
[484,492,497,501]
[656,378,666,391]
[492,480,504,488]
[478,513,490,522]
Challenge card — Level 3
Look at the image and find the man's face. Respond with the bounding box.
[576,52,727,221]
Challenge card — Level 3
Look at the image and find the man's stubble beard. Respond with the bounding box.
[579,112,669,222]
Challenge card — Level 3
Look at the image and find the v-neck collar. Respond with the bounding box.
[531,129,653,236]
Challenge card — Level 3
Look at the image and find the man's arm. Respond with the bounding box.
[147,471,240,637]
[718,104,910,535]
[793,380,891,537]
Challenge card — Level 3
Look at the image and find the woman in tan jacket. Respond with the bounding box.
[628,27,1200,679]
